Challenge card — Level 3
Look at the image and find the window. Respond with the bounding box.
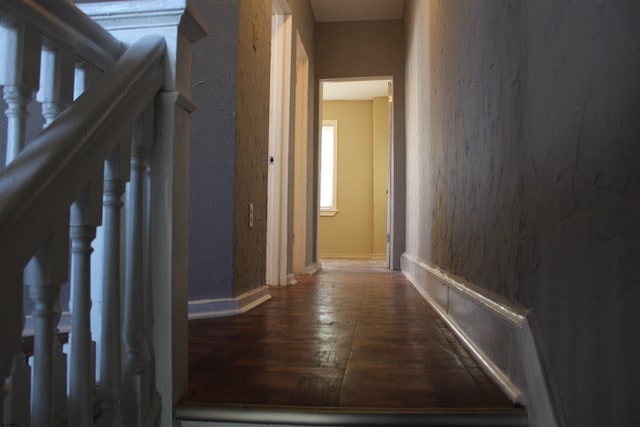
[320,120,338,215]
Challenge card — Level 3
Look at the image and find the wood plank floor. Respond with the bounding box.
[179,259,516,412]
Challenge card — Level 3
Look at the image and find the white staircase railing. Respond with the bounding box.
[0,1,205,426]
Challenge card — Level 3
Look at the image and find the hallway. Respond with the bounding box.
[179,260,522,422]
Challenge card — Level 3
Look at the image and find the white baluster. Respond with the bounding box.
[25,225,70,427]
[0,18,40,164]
[66,61,101,427]
[99,145,129,427]
[33,42,74,426]
[0,17,39,427]
[123,117,148,427]
[143,153,161,421]
[37,43,73,128]
[68,178,102,427]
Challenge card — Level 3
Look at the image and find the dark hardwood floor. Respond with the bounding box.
[179,259,516,412]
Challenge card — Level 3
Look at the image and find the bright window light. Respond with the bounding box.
[320,120,338,212]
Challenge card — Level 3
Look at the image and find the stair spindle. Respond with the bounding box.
[37,44,73,128]
[0,18,39,427]
[68,178,102,427]
[25,226,70,427]
[99,146,129,427]
[31,42,76,426]
[66,61,101,427]
[122,116,149,427]
[0,19,41,165]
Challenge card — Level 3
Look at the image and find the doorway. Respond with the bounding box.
[318,78,393,266]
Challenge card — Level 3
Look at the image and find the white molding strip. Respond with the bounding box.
[305,262,321,275]
[188,286,271,320]
[401,253,558,427]
[286,273,297,285]
[318,253,379,259]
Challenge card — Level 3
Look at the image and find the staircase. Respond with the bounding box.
[0,1,204,426]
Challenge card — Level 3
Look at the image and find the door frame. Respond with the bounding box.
[316,76,394,267]
[265,0,292,286]
[292,34,310,275]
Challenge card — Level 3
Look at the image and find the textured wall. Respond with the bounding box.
[320,101,374,258]
[315,20,405,269]
[233,0,271,296]
[519,1,640,424]
[189,0,238,300]
[404,0,640,425]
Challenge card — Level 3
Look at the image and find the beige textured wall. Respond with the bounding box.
[315,19,405,268]
[320,100,377,258]
[233,0,271,296]
[372,96,389,257]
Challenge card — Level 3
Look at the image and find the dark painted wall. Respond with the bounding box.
[404,0,640,425]
[189,0,238,300]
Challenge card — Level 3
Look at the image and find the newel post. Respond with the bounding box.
[78,2,207,426]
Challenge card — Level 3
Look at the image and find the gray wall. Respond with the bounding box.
[520,1,639,424]
[404,0,640,425]
[189,0,272,300]
[189,0,238,300]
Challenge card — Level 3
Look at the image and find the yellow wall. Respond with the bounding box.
[320,99,388,258]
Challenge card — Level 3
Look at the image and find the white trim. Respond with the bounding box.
[401,253,558,427]
[319,209,337,217]
[265,8,292,286]
[292,35,310,275]
[319,253,377,259]
[286,273,297,286]
[305,262,321,275]
[187,287,271,320]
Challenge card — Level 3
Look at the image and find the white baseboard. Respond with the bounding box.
[188,286,271,320]
[401,253,558,427]
[318,253,374,259]
[305,262,321,275]
[286,273,297,285]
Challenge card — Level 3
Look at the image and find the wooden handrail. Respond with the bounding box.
[0,0,124,70]
[0,34,166,278]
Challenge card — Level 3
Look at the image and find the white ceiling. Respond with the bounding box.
[310,0,404,23]
[322,79,391,101]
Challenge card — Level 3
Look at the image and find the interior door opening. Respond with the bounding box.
[318,78,393,268]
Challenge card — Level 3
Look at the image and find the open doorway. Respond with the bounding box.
[318,78,393,267]
[266,1,315,285]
